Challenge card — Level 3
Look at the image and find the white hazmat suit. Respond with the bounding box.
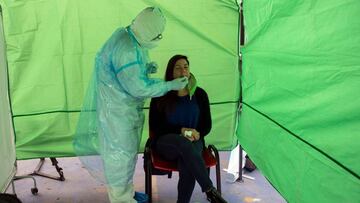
[74,7,188,203]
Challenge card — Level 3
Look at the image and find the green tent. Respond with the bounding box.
[1,0,359,202]
[238,0,360,202]
[0,9,16,193]
[0,0,240,160]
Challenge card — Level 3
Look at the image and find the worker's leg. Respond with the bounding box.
[101,118,144,203]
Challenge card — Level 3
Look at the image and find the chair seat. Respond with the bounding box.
[151,147,217,172]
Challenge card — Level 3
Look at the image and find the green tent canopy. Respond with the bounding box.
[238,0,360,202]
[1,0,359,202]
[0,0,240,159]
[0,9,16,193]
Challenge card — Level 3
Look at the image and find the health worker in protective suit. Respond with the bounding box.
[96,7,188,203]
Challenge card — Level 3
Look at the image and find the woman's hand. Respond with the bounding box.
[181,127,200,141]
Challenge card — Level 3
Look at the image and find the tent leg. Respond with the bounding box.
[236,145,244,182]
[11,179,16,194]
[13,175,39,195]
[29,158,65,181]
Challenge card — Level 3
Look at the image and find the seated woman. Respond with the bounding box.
[149,54,227,203]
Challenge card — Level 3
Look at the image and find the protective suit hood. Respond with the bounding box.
[130,7,166,49]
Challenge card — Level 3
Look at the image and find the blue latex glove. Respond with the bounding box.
[167,77,188,91]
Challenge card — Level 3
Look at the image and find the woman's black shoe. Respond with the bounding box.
[206,188,227,203]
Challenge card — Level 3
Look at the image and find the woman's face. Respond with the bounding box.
[173,58,190,79]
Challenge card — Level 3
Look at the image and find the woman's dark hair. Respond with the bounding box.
[164,55,189,81]
[157,54,189,113]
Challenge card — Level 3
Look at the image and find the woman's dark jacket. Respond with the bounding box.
[149,87,212,146]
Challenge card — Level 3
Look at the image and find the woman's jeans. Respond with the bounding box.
[154,133,213,203]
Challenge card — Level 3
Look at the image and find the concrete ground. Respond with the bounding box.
[7,152,286,203]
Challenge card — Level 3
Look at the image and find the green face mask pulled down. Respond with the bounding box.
[187,73,197,99]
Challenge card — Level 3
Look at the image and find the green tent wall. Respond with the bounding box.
[1,0,359,202]
[238,0,360,202]
[0,0,240,159]
[0,9,16,192]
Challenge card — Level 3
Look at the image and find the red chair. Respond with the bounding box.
[144,131,221,203]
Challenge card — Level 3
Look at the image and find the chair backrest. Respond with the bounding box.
[202,147,217,167]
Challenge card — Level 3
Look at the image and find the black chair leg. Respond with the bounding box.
[145,150,152,203]
[146,168,152,203]
[209,145,221,194]
[215,159,221,194]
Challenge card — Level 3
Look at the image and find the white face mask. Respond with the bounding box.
[135,37,159,49]
[130,7,166,49]
[137,34,162,49]
[140,41,158,49]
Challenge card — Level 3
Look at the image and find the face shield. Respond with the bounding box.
[130,7,166,49]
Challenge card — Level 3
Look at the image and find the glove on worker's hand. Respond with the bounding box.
[167,77,188,91]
